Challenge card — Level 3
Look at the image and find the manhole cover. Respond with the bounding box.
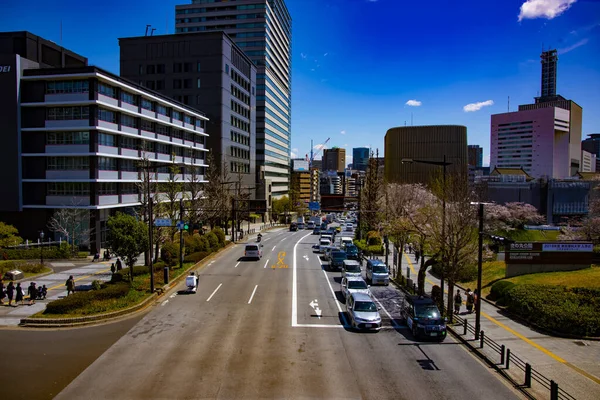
[574,341,588,347]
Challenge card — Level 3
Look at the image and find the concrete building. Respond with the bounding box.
[582,133,600,171]
[384,125,468,185]
[175,0,292,197]
[540,49,557,99]
[581,150,597,173]
[0,32,209,251]
[290,171,310,205]
[320,172,342,195]
[119,32,256,191]
[468,145,483,167]
[322,148,346,173]
[352,147,369,171]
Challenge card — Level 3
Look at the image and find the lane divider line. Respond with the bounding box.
[272,245,276,251]
[292,231,314,327]
[235,261,241,268]
[206,283,222,302]
[263,259,270,269]
[248,285,258,304]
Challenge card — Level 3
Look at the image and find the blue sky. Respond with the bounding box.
[2,0,599,166]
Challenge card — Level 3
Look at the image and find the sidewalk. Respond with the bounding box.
[397,252,600,400]
[0,260,116,326]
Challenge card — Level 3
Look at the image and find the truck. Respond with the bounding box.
[297,216,305,224]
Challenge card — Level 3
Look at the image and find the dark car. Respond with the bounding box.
[321,222,328,230]
[290,222,298,231]
[313,227,321,235]
[330,250,347,271]
[344,244,359,260]
[401,295,447,341]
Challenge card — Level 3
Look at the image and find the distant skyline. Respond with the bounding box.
[1,0,599,167]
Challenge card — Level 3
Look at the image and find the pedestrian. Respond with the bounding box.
[0,278,5,305]
[408,245,413,254]
[27,282,37,305]
[15,282,24,305]
[454,290,462,316]
[65,275,75,296]
[473,289,479,310]
[414,250,420,264]
[466,288,475,313]
[110,263,116,275]
[6,281,15,306]
[116,258,122,271]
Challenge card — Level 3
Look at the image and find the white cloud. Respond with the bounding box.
[313,144,328,151]
[463,100,494,112]
[291,151,297,158]
[518,0,577,22]
[310,68,315,72]
[405,99,422,107]
[300,52,307,59]
[340,130,346,135]
[324,52,328,57]
[558,38,589,54]
[344,144,348,147]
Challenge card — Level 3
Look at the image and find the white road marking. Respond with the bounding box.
[263,259,270,269]
[161,300,169,306]
[209,261,215,265]
[169,293,177,298]
[263,238,270,242]
[248,285,258,304]
[372,294,400,328]
[272,245,276,251]
[309,300,318,309]
[235,261,240,268]
[321,268,343,314]
[292,231,314,327]
[206,283,222,302]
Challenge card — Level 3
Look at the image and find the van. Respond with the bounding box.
[366,259,389,286]
[319,238,331,253]
[342,259,362,279]
[244,244,263,260]
[401,295,446,341]
[340,237,353,247]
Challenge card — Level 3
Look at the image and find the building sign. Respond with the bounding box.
[0,66,11,73]
[292,159,308,171]
[542,243,593,252]
[506,242,594,265]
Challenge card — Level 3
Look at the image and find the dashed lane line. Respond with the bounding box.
[206,283,222,302]
[248,285,258,304]
[235,261,241,268]
[263,259,270,269]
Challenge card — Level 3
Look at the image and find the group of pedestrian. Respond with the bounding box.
[110,258,123,274]
[0,278,47,306]
[454,288,477,316]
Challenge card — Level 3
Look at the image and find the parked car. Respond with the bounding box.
[346,292,382,331]
[290,223,298,232]
[330,250,348,271]
[402,295,447,341]
[244,244,263,260]
[297,222,305,229]
[341,276,370,300]
[341,259,362,279]
[366,259,390,286]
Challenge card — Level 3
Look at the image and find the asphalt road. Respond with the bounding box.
[54,228,522,399]
[0,313,144,399]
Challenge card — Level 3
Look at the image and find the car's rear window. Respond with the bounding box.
[246,245,258,251]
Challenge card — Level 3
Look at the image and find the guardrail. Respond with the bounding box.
[452,313,575,400]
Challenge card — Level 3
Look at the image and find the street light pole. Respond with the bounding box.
[39,231,45,265]
[179,198,184,270]
[441,154,446,317]
[475,202,484,340]
[147,167,155,293]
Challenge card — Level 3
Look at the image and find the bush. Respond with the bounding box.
[197,235,210,252]
[45,283,130,314]
[205,232,219,252]
[489,281,516,302]
[184,251,211,263]
[366,231,382,246]
[160,241,180,266]
[503,284,600,337]
[2,245,72,260]
[184,235,199,255]
[212,227,226,246]
[91,280,102,290]
[0,261,46,275]
[457,264,477,282]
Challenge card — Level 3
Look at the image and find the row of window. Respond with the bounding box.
[230,146,250,160]
[173,78,201,89]
[230,161,250,174]
[231,84,250,105]
[230,130,250,147]
[231,100,250,119]
[47,156,89,170]
[47,131,90,145]
[231,115,250,134]
[231,69,251,92]
[46,155,205,172]
[176,3,265,14]
[46,80,89,94]
[47,106,89,121]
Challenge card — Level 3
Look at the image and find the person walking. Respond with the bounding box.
[65,275,75,296]
[466,289,475,313]
[110,263,116,275]
[0,278,5,305]
[414,250,420,264]
[116,258,123,271]
[454,290,462,316]
[15,282,24,305]
[6,281,15,306]
[27,282,37,305]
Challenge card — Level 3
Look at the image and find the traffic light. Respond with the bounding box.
[184,222,189,231]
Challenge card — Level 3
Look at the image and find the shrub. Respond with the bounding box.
[91,280,102,290]
[184,235,199,255]
[366,231,382,246]
[184,251,210,263]
[456,264,477,282]
[2,246,70,260]
[110,271,125,283]
[489,281,516,302]
[503,284,600,337]
[160,241,180,266]
[205,232,219,252]
[0,261,46,275]
[197,235,210,252]
[212,227,226,246]
[45,283,130,314]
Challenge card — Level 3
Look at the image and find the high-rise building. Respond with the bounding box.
[468,145,483,167]
[322,148,346,172]
[175,0,292,197]
[582,133,600,171]
[352,147,369,171]
[540,49,558,99]
[581,151,597,173]
[384,125,468,185]
[119,32,256,191]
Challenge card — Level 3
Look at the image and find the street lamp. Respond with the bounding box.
[470,201,491,340]
[39,231,45,265]
[401,156,451,316]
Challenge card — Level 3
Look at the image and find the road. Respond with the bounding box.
[55,228,522,399]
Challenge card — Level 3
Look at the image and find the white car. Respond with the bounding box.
[341,276,370,300]
[244,244,263,260]
[185,273,199,293]
[318,238,331,253]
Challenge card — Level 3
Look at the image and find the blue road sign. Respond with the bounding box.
[176,221,185,230]
[154,218,172,227]
[309,202,320,211]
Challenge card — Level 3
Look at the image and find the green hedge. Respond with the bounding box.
[184,251,211,263]
[353,240,383,255]
[45,283,130,314]
[504,284,600,337]
[0,261,46,275]
[489,281,516,304]
[160,241,180,266]
[1,243,72,260]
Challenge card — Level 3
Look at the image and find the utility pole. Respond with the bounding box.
[475,202,484,340]
[147,168,154,292]
[231,198,237,242]
[179,198,184,270]
[441,154,446,317]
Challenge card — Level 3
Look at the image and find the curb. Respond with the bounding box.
[14,268,55,284]
[18,241,236,328]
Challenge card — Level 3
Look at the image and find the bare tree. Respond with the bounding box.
[186,161,204,230]
[200,154,231,230]
[47,200,94,254]
[361,149,383,235]
[158,158,183,240]
[136,143,160,264]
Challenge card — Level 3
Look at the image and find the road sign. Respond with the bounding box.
[176,221,185,230]
[309,201,320,211]
[154,218,172,227]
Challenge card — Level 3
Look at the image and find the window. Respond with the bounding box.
[47,131,89,145]
[197,78,201,89]
[156,124,170,136]
[120,159,137,172]
[47,107,90,121]
[120,183,138,194]
[172,110,182,121]
[184,115,193,124]
[171,129,183,139]
[120,136,137,150]
[98,109,116,123]
[156,143,170,154]
[174,63,182,73]
[46,80,89,94]
[173,79,182,89]
[157,64,165,74]
[156,80,165,90]
[98,183,117,195]
[156,104,168,116]
[121,114,138,128]
[147,65,156,74]
[98,83,117,98]
[98,157,117,171]
[98,133,115,147]
[141,98,154,111]
[47,182,90,196]
[141,119,154,132]
[47,156,89,170]
[183,79,192,89]
[146,81,155,90]
[196,95,201,105]
[184,63,192,73]
[139,65,144,75]
[225,64,229,74]
[197,62,201,72]
[121,91,136,105]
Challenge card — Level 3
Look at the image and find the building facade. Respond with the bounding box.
[119,32,256,192]
[175,0,292,197]
[322,148,346,173]
[468,144,483,167]
[384,125,468,185]
[0,47,208,251]
[581,150,597,173]
[582,133,600,171]
[352,147,369,171]
[290,171,310,205]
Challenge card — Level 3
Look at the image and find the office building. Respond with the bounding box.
[175,0,292,197]
[320,172,342,195]
[322,147,346,173]
[290,171,310,205]
[384,125,468,185]
[540,49,557,99]
[0,31,209,251]
[581,151,597,173]
[582,133,600,171]
[468,145,483,167]
[119,32,256,191]
[352,147,369,171]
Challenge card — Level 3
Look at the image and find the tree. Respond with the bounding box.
[201,154,231,230]
[361,150,383,235]
[272,196,291,221]
[136,145,160,265]
[158,159,183,240]
[0,222,23,248]
[186,163,204,229]
[484,202,545,233]
[47,204,93,254]
[106,213,149,282]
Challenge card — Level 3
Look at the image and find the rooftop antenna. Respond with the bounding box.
[145,24,151,36]
[507,96,510,112]
[151,28,156,36]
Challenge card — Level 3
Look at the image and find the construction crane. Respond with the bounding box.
[308,137,330,205]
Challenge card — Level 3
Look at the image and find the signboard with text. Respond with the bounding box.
[506,242,593,265]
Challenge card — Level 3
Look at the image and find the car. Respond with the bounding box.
[346,292,382,331]
[341,259,362,279]
[244,244,263,260]
[184,273,199,293]
[344,224,353,232]
[330,250,347,271]
[339,237,353,247]
[297,222,305,229]
[313,227,321,235]
[320,222,328,230]
[323,245,339,261]
[335,226,342,233]
[318,238,331,252]
[366,259,390,286]
[344,244,359,260]
[290,223,298,231]
[341,276,370,300]
[307,221,315,229]
[402,295,447,341]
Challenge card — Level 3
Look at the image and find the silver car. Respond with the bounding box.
[346,292,382,331]
[341,260,362,279]
[341,277,370,300]
[366,260,390,286]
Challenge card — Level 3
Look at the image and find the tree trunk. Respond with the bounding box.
[129,263,134,283]
[154,239,160,264]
